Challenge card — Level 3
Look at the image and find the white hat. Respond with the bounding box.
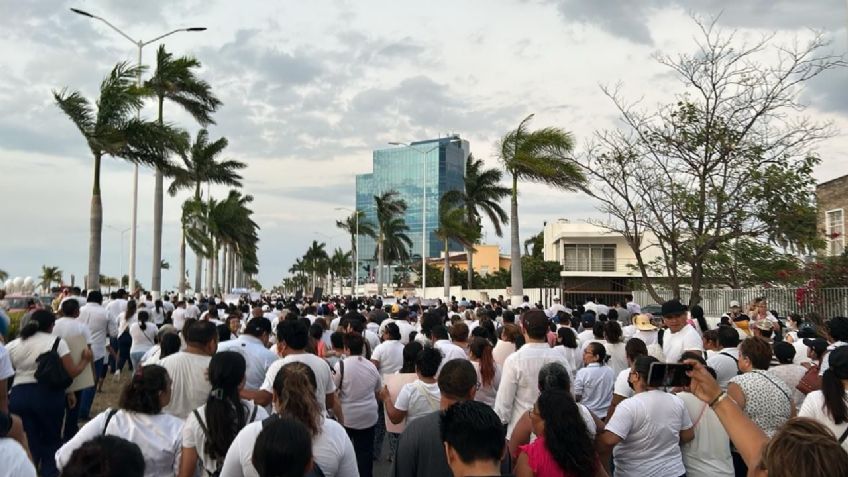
[729,300,740,308]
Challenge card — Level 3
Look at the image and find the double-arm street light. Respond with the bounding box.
[388,138,460,299]
[335,207,359,296]
[69,7,206,294]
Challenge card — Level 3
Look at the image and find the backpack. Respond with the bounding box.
[261,415,326,477]
[194,405,259,477]
[35,337,73,390]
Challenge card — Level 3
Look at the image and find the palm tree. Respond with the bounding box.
[181,197,209,297]
[498,114,584,305]
[39,266,63,293]
[0,269,7,282]
[435,197,481,298]
[374,191,408,295]
[55,62,180,290]
[377,217,413,293]
[443,154,510,289]
[169,129,245,295]
[329,248,352,294]
[289,259,307,291]
[335,210,377,293]
[146,45,221,298]
[303,241,329,293]
[206,190,259,295]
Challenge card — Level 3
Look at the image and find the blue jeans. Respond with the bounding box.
[130,351,146,371]
[10,382,65,477]
[79,358,106,420]
[63,390,82,442]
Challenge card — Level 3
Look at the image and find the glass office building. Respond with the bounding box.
[355,136,469,281]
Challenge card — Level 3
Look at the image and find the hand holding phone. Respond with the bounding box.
[647,362,693,388]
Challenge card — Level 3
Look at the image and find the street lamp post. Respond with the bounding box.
[106,225,131,284]
[335,207,359,296]
[388,138,460,300]
[69,8,206,296]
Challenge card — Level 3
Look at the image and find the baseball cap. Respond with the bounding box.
[803,338,828,356]
[754,319,773,331]
[661,299,687,316]
[729,300,740,308]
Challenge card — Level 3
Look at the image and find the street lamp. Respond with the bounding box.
[106,225,131,283]
[335,207,359,296]
[69,7,206,295]
[388,138,461,299]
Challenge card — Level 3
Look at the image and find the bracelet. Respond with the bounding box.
[709,392,728,409]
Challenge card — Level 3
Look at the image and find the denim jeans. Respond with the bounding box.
[63,389,82,442]
[10,382,65,477]
[79,357,106,420]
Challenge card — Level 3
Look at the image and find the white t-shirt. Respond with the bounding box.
[129,322,158,354]
[434,340,468,363]
[0,438,36,477]
[172,308,187,331]
[613,368,634,399]
[0,343,14,381]
[556,345,583,373]
[395,380,441,422]
[78,303,115,362]
[604,341,629,376]
[261,353,335,413]
[56,408,184,477]
[662,325,703,363]
[678,392,734,477]
[371,340,405,375]
[160,352,213,419]
[6,332,70,386]
[185,305,201,319]
[53,317,93,347]
[573,363,615,419]
[182,400,268,476]
[706,348,740,391]
[216,335,278,390]
[333,356,381,429]
[799,389,848,450]
[605,390,693,477]
[220,417,358,477]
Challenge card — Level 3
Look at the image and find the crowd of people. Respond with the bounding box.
[1,289,848,476]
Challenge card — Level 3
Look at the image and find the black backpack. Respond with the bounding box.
[262,415,326,477]
[35,338,73,390]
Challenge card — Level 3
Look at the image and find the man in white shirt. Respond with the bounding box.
[371,322,405,374]
[577,313,596,344]
[256,320,340,418]
[494,310,572,438]
[431,325,468,364]
[160,320,217,419]
[77,291,115,419]
[706,325,741,390]
[217,318,277,392]
[545,297,567,318]
[185,299,201,319]
[162,295,176,315]
[53,299,95,439]
[660,299,703,363]
[625,294,641,315]
[171,301,188,331]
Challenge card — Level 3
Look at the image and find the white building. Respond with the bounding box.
[542,219,664,291]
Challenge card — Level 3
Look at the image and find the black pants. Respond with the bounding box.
[346,425,375,477]
[116,330,133,373]
[63,389,83,442]
[10,383,64,477]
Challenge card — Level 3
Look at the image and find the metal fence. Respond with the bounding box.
[632,287,848,319]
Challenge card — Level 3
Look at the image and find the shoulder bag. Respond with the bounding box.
[35,337,73,390]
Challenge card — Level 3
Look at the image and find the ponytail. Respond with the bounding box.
[137,311,149,331]
[272,362,321,436]
[126,300,137,321]
[821,369,848,425]
[21,309,55,340]
[155,299,163,314]
[205,352,248,461]
[470,337,495,387]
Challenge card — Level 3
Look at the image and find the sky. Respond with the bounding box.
[1,0,847,290]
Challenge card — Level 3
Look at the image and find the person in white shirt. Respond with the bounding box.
[630,313,659,346]
[799,345,848,450]
[468,337,502,407]
[603,321,629,376]
[555,326,582,373]
[0,437,36,477]
[256,320,339,417]
[179,351,267,477]
[382,346,442,425]
[221,361,358,477]
[625,295,641,316]
[660,299,704,363]
[185,299,201,320]
[249,417,313,477]
[53,299,94,440]
[769,342,808,412]
[706,325,741,391]
[171,301,188,331]
[576,313,597,344]
[115,300,139,374]
[7,310,91,477]
[574,342,616,419]
[160,320,218,419]
[598,355,695,477]
[545,297,567,318]
[162,295,176,315]
[820,317,848,376]
[129,311,158,371]
[607,338,649,420]
[56,364,184,477]
[333,333,381,477]
[77,291,116,417]
[217,318,277,394]
[492,323,520,366]
[493,310,572,438]
[431,324,468,364]
[371,322,405,375]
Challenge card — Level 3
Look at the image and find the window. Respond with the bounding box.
[826,209,845,256]
[562,244,616,272]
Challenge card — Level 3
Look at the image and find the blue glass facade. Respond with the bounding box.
[355,136,468,280]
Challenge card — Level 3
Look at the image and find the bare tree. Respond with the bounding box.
[573,18,844,306]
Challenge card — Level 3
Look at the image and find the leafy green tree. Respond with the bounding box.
[146,45,221,297]
[374,191,409,295]
[304,241,329,293]
[702,239,802,288]
[54,62,180,290]
[499,114,584,306]
[335,210,376,290]
[443,155,509,288]
[329,248,352,294]
[435,196,481,298]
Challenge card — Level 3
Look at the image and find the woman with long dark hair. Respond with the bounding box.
[515,389,604,477]
[799,345,848,449]
[469,337,501,406]
[129,310,157,371]
[7,309,92,477]
[222,362,357,477]
[603,321,628,375]
[555,326,582,372]
[115,299,138,374]
[56,365,183,477]
[690,305,710,334]
[179,351,267,477]
[152,300,166,326]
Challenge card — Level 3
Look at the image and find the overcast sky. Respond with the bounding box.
[1,0,847,290]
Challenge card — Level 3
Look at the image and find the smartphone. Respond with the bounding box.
[647,363,693,388]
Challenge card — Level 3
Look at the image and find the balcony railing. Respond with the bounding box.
[561,257,642,273]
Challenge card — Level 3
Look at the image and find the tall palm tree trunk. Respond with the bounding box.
[350,236,357,295]
[444,241,451,299]
[178,226,186,298]
[194,253,202,297]
[151,97,165,299]
[466,245,474,290]
[377,237,384,296]
[509,174,523,306]
[88,154,103,291]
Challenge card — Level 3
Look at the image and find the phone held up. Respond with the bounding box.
[647,362,693,388]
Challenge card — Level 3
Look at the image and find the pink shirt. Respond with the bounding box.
[519,436,568,477]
